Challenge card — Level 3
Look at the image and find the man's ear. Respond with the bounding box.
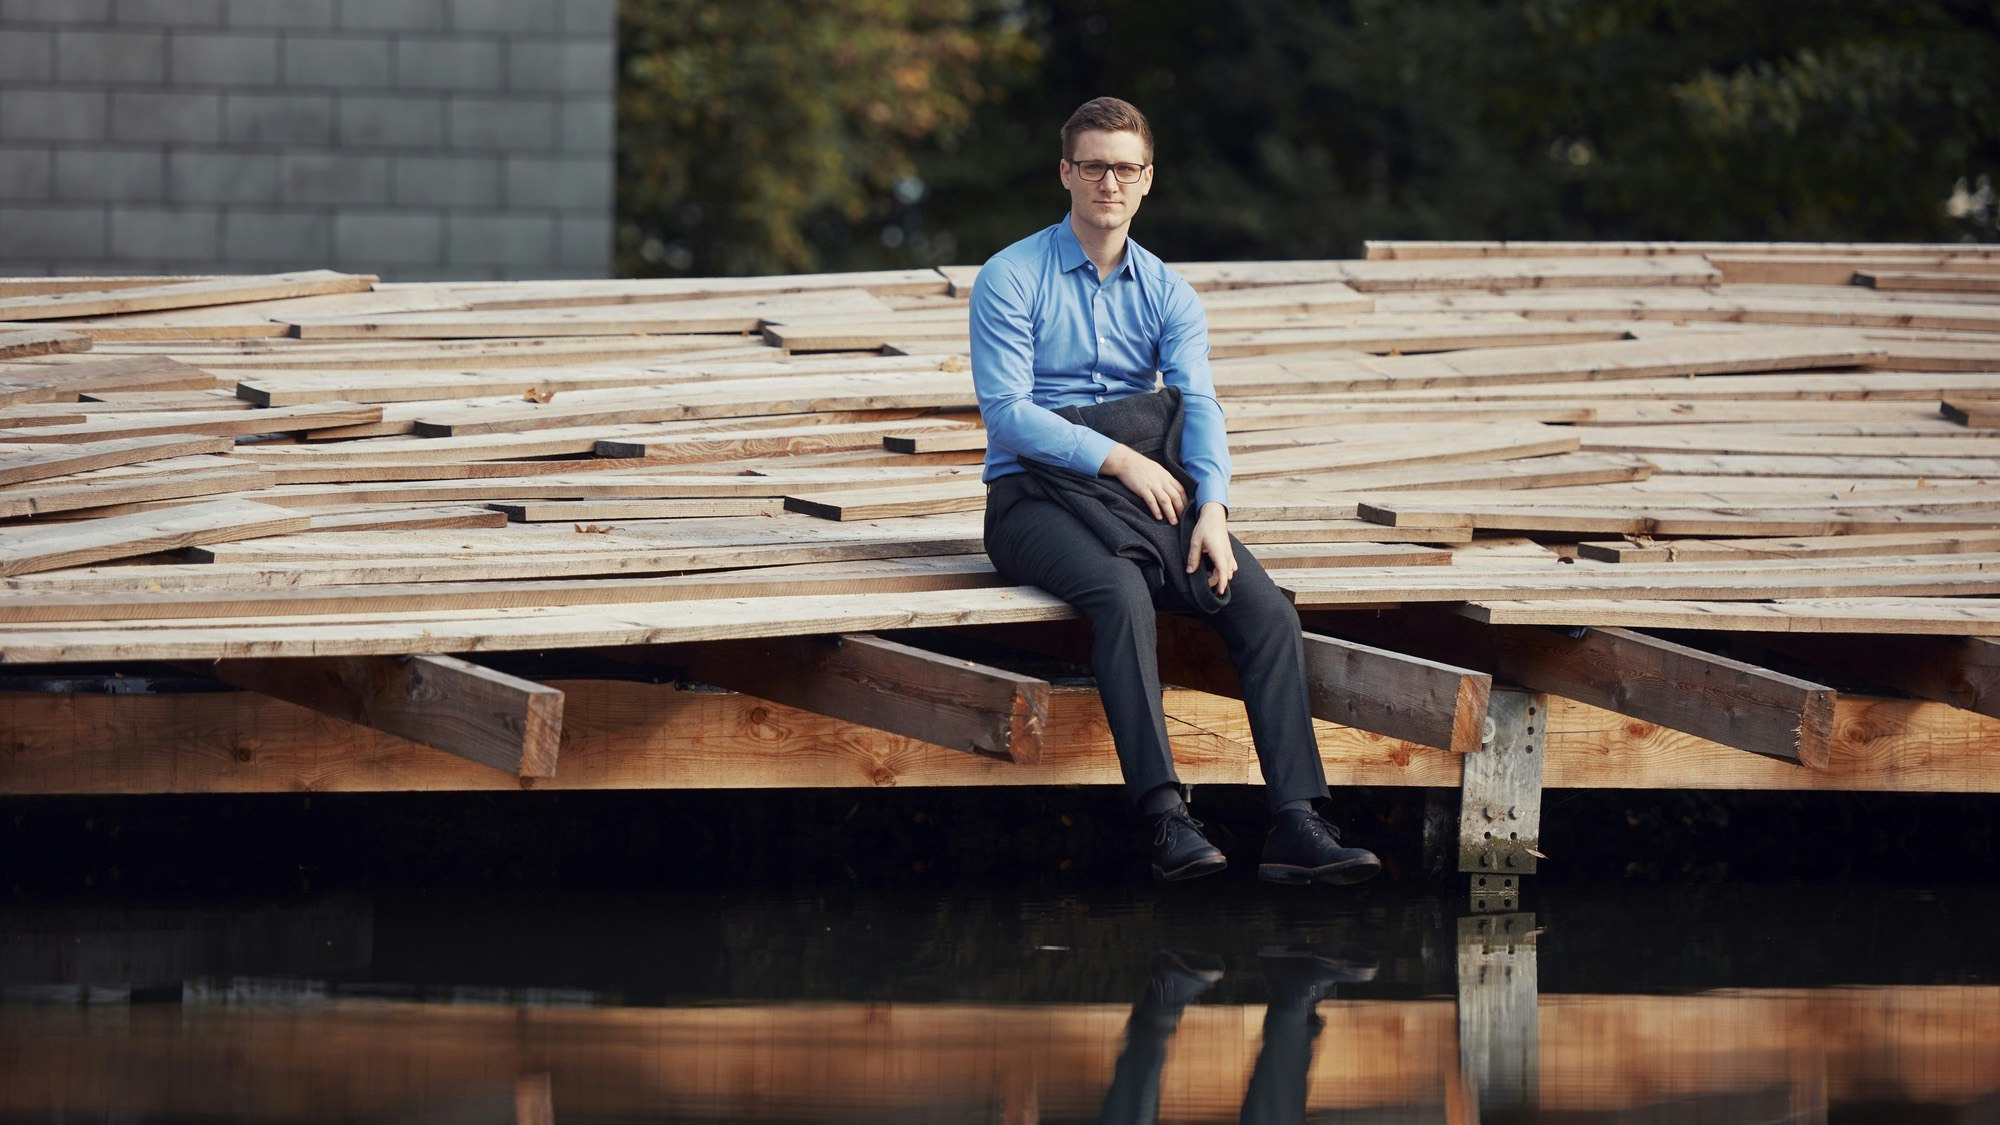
[1057,159,1071,190]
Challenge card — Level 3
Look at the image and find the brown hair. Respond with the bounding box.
[1061,97,1153,163]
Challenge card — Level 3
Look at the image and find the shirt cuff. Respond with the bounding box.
[1071,427,1119,477]
[1195,478,1229,514]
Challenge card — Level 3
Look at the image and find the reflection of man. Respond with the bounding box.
[972,96,1381,884]
[1096,946,1377,1124]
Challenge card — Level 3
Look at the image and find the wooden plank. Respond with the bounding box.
[0,271,376,322]
[1206,318,1630,360]
[1364,239,2000,260]
[1639,452,2000,479]
[1333,253,1721,291]
[0,498,309,577]
[1356,500,2000,537]
[232,352,956,406]
[1858,270,2000,293]
[1462,597,2000,635]
[1376,287,2000,333]
[1576,530,2000,564]
[305,505,509,532]
[0,275,222,297]
[489,498,787,522]
[1212,328,1883,396]
[0,464,272,520]
[1575,426,2000,459]
[0,555,1010,623]
[285,289,894,338]
[0,585,1077,662]
[595,418,978,462]
[1708,254,2000,285]
[0,328,90,360]
[408,372,972,437]
[1940,398,2000,427]
[0,356,212,405]
[0,432,232,487]
[452,268,951,309]
[193,653,562,777]
[0,402,383,443]
[1281,556,2000,607]
[639,632,1048,763]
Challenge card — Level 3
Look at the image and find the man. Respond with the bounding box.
[970,96,1381,886]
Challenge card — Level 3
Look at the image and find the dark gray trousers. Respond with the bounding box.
[984,474,1330,813]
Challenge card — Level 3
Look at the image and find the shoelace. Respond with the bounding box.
[1152,811,1206,848]
[1295,811,1343,846]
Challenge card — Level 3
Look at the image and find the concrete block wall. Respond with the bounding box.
[0,0,615,280]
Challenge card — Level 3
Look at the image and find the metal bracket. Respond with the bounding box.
[1460,689,1545,878]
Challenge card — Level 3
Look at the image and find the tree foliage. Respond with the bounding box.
[618,0,1037,276]
[618,0,2000,277]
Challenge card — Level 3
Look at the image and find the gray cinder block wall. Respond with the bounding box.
[0,0,615,280]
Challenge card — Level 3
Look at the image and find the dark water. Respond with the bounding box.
[4,789,1999,1122]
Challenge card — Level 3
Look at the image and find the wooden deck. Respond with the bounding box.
[6,243,2000,795]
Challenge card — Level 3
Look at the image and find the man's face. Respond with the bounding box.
[1060,129,1153,234]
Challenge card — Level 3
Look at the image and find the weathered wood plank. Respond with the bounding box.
[0,401,383,444]
[630,632,1048,763]
[0,356,212,405]
[0,432,232,487]
[191,653,562,777]
[0,271,375,322]
[1461,597,2000,635]
[1322,612,1835,766]
[0,497,308,577]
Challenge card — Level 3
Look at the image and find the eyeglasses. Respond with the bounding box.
[1066,159,1150,184]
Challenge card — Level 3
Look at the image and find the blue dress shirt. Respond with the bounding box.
[969,215,1231,512]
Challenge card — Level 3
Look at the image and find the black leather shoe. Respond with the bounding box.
[1147,809,1227,882]
[1258,809,1381,885]
[1257,943,1379,1010]
[1141,948,1226,1012]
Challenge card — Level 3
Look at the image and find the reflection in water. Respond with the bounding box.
[1097,946,1382,1124]
[1,886,1998,1122]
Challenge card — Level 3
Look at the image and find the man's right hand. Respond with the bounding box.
[1100,443,1187,525]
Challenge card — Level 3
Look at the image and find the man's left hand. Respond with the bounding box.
[1185,502,1236,594]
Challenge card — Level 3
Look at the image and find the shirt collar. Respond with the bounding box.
[1055,214,1138,280]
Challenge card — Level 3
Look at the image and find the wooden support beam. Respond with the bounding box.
[965,614,1489,754]
[1748,633,2000,722]
[1484,625,1834,769]
[632,633,1049,764]
[1151,614,1491,754]
[1314,610,1835,767]
[189,654,563,778]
